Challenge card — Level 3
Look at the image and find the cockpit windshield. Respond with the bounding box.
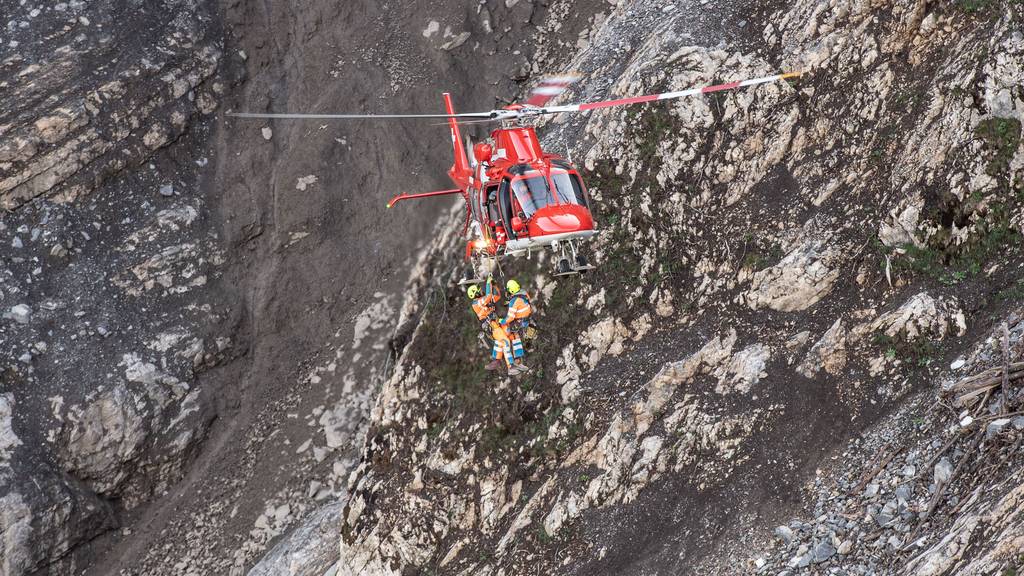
[550,171,587,206]
[510,174,551,217]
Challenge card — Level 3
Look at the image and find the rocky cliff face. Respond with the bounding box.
[0,0,603,575]
[1,1,227,573]
[2,0,1022,575]
[1,0,223,210]
[333,0,1024,574]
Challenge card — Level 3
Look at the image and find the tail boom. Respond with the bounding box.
[444,93,472,188]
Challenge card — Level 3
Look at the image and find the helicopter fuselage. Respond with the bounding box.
[462,125,598,273]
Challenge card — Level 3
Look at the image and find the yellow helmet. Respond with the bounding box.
[467,285,481,299]
[506,279,521,294]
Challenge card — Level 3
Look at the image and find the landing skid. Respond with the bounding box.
[552,239,594,276]
[459,239,594,282]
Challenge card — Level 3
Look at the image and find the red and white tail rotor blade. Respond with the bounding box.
[542,71,803,114]
[524,74,580,107]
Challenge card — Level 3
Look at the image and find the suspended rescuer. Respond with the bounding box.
[467,277,527,376]
[499,279,534,360]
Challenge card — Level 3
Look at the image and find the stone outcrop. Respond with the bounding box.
[798,319,849,377]
[246,501,344,576]
[60,384,148,495]
[747,236,841,313]
[861,292,967,342]
[0,492,33,576]
[0,394,22,465]
[58,382,211,506]
[879,193,925,249]
[0,396,117,576]
[0,1,222,210]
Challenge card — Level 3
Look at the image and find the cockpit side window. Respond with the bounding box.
[567,173,588,206]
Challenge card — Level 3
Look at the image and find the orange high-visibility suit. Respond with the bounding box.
[470,279,514,369]
[500,290,532,358]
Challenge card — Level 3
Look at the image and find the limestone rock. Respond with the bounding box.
[59,384,148,495]
[246,501,343,576]
[715,343,770,394]
[0,493,33,575]
[862,292,966,341]
[747,238,840,312]
[0,394,23,463]
[878,193,924,248]
[1,24,221,210]
[0,474,115,576]
[3,304,32,325]
[580,317,631,369]
[797,319,848,377]
[320,403,358,449]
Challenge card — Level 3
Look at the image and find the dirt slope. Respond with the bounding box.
[0,1,600,575]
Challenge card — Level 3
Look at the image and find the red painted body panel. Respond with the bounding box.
[492,127,545,164]
[526,204,594,237]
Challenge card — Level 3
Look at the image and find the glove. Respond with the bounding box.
[481,321,491,331]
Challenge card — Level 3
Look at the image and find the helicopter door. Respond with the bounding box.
[497,178,518,239]
[485,184,500,227]
[471,185,484,225]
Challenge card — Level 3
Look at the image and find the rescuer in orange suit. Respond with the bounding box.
[499,279,533,359]
[467,278,526,376]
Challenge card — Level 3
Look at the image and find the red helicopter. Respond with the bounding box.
[230,71,801,280]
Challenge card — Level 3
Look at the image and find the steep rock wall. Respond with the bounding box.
[336,0,1024,574]
[1,1,606,575]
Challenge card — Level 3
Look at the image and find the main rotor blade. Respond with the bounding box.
[542,71,803,114]
[524,74,580,107]
[226,112,496,120]
[432,118,503,127]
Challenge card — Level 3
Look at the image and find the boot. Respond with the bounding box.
[484,359,501,371]
[508,363,527,376]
